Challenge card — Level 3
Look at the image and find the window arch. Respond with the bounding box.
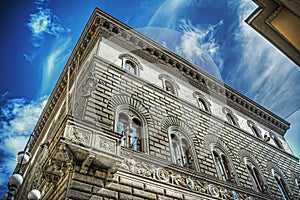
[119,53,142,76]
[193,92,211,112]
[115,108,146,152]
[267,163,292,200]
[272,171,290,200]
[212,147,234,182]
[272,134,284,150]
[247,120,262,138]
[165,80,176,95]
[168,127,194,169]
[222,107,239,127]
[245,161,265,192]
[158,74,179,96]
[124,60,137,75]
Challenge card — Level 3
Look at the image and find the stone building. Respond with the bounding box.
[11,8,300,200]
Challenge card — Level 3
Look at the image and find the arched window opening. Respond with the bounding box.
[246,164,264,192]
[169,130,193,169]
[117,112,142,152]
[273,136,284,149]
[212,150,232,182]
[248,122,262,138]
[226,113,238,126]
[193,92,211,113]
[165,80,175,95]
[198,98,209,112]
[124,60,136,75]
[171,134,180,166]
[119,54,142,76]
[223,107,239,127]
[274,175,290,200]
[158,74,179,96]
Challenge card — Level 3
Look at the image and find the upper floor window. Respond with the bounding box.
[271,133,284,150]
[165,80,176,95]
[222,107,239,127]
[116,109,144,151]
[119,53,142,76]
[158,74,179,96]
[247,120,262,138]
[193,92,211,112]
[273,172,290,200]
[124,60,136,75]
[169,127,194,169]
[212,147,233,182]
[245,161,264,192]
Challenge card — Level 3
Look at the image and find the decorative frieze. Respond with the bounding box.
[117,158,260,200]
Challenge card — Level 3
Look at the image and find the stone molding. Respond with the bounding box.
[119,53,143,70]
[116,157,268,200]
[108,93,153,125]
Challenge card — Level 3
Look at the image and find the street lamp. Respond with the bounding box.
[27,190,41,200]
[5,133,41,200]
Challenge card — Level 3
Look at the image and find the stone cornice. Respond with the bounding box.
[30,7,290,153]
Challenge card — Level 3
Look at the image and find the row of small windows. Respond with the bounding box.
[114,108,295,199]
[120,56,286,151]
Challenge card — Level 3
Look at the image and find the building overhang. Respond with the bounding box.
[246,0,300,67]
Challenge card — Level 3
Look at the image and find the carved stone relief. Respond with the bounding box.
[64,125,91,146]
[116,158,258,200]
[99,137,116,153]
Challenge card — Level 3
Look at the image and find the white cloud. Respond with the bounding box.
[23,51,39,61]
[147,0,184,28]
[26,1,71,60]
[28,8,70,38]
[228,0,300,118]
[0,95,48,190]
[41,36,72,94]
[175,19,223,79]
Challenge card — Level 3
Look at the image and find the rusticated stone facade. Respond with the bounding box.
[14,8,300,200]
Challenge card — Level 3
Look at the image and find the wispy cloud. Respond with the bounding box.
[25,0,71,61]
[227,0,300,118]
[175,19,223,79]
[147,0,184,28]
[0,95,48,194]
[41,36,72,94]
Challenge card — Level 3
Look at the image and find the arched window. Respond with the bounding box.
[212,148,233,182]
[116,110,144,151]
[119,53,142,76]
[222,107,239,127]
[193,92,211,113]
[158,74,179,96]
[169,128,193,169]
[247,120,262,138]
[198,98,209,111]
[273,134,284,150]
[273,173,290,200]
[124,60,136,75]
[165,80,176,95]
[246,162,264,192]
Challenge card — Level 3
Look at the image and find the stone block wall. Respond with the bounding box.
[69,51,300,199]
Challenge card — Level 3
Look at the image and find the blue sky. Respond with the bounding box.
[1,0,300,196]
